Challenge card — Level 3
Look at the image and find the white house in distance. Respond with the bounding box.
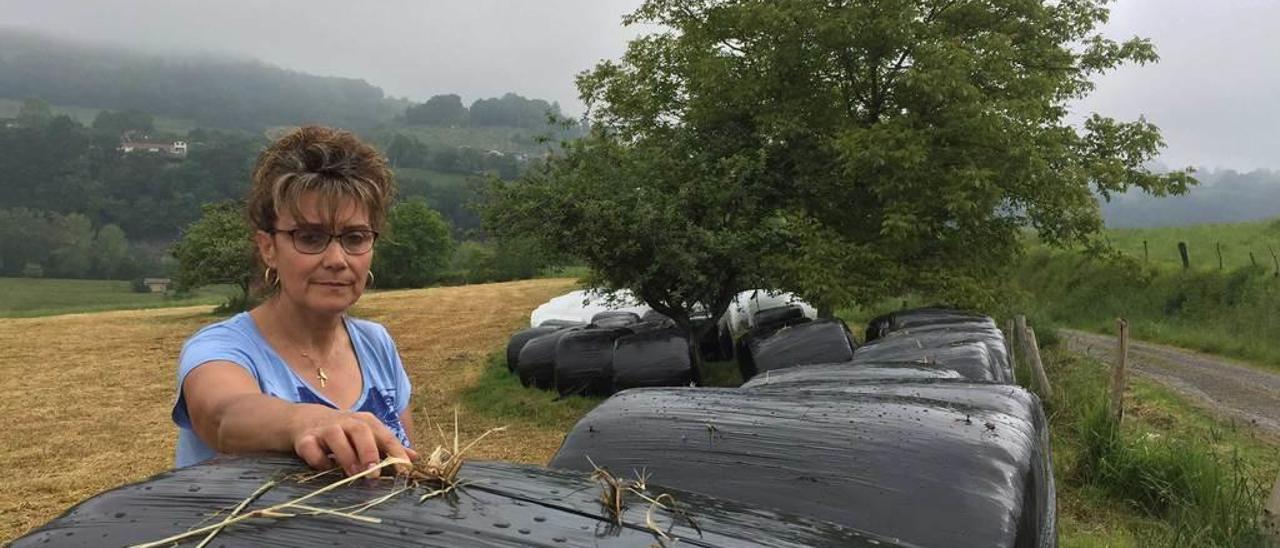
[118,137,188,157]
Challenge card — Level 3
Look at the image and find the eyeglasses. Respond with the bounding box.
[269,228,379,255]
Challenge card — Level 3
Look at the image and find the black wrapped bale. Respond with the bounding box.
[13,456,905,547]
[506,326,562,372]
[855,328,1012,382]
[735,311,813,380]
[551,386,1056,548]
[752,305,808,332]
[741,361,967,388]
[612,328,695,391]
[590,310,641,329]
[516,328,579,389]
[744,319,856,380]
[554,328,627,396]
[865,307,997,342]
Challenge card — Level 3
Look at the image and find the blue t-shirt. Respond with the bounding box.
[172,312,412,467]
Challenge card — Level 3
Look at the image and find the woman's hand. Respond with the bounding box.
[288,406,418,478]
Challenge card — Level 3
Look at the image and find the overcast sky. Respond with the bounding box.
[3,0,1277,170]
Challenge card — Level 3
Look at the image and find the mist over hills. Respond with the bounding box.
[0,28,402,131]
[1100,169,1280,228]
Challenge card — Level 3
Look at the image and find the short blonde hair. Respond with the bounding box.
[247,126,395,232]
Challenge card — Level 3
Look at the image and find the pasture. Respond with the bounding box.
[0,278,577,539]
[0,278,238,318]
[1103,217,1280,272]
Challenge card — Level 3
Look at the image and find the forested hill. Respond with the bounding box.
[0,29,400,131]
[1101,168,1280,228]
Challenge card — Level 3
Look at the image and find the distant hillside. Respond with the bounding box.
[0,29,401,131]
[1100,168,1280,228]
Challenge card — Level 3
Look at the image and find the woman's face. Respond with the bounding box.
[256,191,374,316]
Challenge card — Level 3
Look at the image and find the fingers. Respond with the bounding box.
[294,434,332,471]
[346,419,383,479]
[320,425,361,476]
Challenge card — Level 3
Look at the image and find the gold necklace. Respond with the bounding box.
[298,350,329,388]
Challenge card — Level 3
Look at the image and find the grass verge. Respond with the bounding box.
[459,353,603,431]
[1036,333,1278,547]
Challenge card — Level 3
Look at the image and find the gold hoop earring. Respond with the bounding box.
[263,266,279,287]
[365,270,375,288]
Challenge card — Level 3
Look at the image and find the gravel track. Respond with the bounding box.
[1060,328,1280,438]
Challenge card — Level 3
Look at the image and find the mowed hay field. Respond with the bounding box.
[0,278,577,540]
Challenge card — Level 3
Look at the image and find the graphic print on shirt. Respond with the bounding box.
[296,385,411,447]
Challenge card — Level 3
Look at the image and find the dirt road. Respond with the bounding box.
[1060,328,1280,438]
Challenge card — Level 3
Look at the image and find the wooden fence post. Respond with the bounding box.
[1178,241,1190,269]
[1111,319,1129,423]
[1216,242,1223,270]
[1025,328,1052,399]
[1004,319,1017,384]
[1251,252,1258,267]
[1015,315,1052,399]
[1143,240,1149,263]
[1264,472,1280,542]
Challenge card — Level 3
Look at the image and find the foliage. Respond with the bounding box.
[91,109,154,135]
[170,201,255,311]
[404,94,469,126]
[489,0,1192,343]
[15,96,52,128]
[371,198,455,288]
[91,224,130,279]
[443,236,559,284]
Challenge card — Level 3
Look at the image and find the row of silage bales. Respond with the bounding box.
[549,306,1058,547]
[14,455,909,547]
[853,307,1013,382]
[509,301,698,397]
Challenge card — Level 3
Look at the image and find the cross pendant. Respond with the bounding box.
[316,368,329,388]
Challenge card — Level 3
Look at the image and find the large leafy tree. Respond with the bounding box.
[488,0,1193,342]
[171,201,255,311]
[372,198,455,288]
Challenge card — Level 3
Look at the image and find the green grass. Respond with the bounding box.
[0,277,238,318]
[459,353,604,429]
[1103,217,1280,272]
[0,98,198,135]
[1011,248,1280,371]
[1033,332,1278,547]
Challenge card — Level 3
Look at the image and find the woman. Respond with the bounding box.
[172,126,416,478]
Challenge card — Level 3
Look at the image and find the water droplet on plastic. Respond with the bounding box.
[493,522,510,529]
[533,516,547,522]
[518,528,531,534]
[113,512,126,518]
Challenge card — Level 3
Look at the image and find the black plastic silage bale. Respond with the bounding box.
[735,308,812,380]
[855,329,1012,382]
[505,326,562,372]
[516,327,579,389]
[741,361,967,388]
[13,456,907,547]
[744,319,856,380]
[550,385,1056,548]
[554,327,628,396]
[611,328,695,391]
[589,310,641,329]
[865,307,997,342]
